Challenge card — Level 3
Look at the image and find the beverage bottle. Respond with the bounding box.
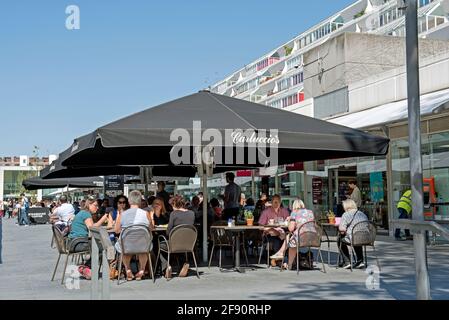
[228,218,232,227]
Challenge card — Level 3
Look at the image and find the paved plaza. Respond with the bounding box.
[1,218,448,300]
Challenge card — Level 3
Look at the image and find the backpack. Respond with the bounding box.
[298,251,314,270]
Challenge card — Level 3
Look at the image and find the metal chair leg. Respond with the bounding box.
[61,254,70,285]
[336,241,342,269]
[166,253,171,281]
[219,247,222,270]
[242,242,249,267]
[372,245,381,271]
[265,239,270,268]
[155,247,160,275]
[258,242,263,264]
[192,251,200,279]
[318,249,326,273]
[208,244,215,268]
[148,253,155,283]
[51,253,61,281]
[328,242,331,265]
[349,245,353,272]
[296,246,300,275]
[117,254,123,285]
[364,246,368,268]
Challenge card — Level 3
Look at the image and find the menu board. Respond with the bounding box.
[312,178,323,205]
[104,175,124,197]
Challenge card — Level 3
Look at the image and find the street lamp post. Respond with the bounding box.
[402,0,431,300]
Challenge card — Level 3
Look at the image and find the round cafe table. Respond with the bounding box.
[210,225,264,273]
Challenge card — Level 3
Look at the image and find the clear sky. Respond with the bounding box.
[0,0,355,156]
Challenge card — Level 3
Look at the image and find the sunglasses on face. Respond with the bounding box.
[118,201,126,204]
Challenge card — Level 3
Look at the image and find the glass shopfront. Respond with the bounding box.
[3,170,37,199]
[173,128,449,235]
[302,156,388,227]
[391,131,449,221]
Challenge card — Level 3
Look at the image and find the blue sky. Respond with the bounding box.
[0,0,355,156]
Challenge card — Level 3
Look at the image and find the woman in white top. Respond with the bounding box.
[114,190,154,281]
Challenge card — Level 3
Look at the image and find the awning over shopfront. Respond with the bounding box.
[328,87,449,129]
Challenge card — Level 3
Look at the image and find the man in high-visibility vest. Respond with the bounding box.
[395,189,412,240]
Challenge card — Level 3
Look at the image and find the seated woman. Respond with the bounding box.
[107,195,130,243]
[68,196,112,255]
[338,199,368,269]
[160,195,195,278]
[111,195,130,222]
[114,190,154,281]
[270,199,315,270]
[150,197,169,226]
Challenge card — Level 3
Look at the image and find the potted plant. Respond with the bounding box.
[244,210,254,226]
[284,45,293,56]
[327,210,336,224]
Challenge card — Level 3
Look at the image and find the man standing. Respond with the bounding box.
[19,193,30,226]
[223,172,241,220]
[347,180,362,208]
[156,181,171,211]
[395,189,412,240]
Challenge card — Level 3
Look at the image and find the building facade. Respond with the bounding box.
[204,0,449,235]
[0,155,55,201]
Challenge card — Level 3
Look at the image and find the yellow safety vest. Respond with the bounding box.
[397,190,412,214]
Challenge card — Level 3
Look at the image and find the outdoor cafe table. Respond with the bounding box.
[210,224,288,273]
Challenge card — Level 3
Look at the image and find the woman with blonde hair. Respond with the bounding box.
[270,198,315,269]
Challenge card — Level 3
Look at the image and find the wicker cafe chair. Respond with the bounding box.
[296,221,326,274]
[116,224,155,284]
[156,224,200,280]
[208,225,234,269]
[51,225,90,285]
[338,220,380,272]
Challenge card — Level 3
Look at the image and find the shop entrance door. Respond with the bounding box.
[328,166,357,217]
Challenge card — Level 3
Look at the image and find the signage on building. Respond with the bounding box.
[236,170,252,177]
[286,162,304,171]
[312,178,323,205]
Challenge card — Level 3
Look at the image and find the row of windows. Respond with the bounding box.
[268,92,304,109]
[418,15,447,33]
[379,7,404,27]
[276,72,304,92]
[286,55,302,71]
[297,21,344,50]
[235,78,259,95]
